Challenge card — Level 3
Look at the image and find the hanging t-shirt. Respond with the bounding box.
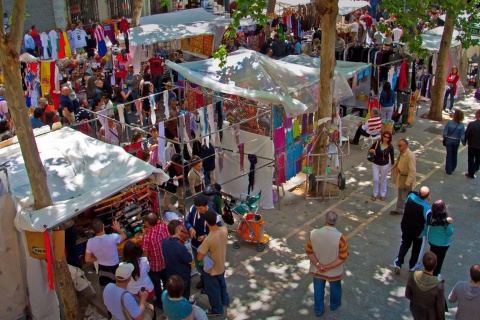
[72,28,87,51]
[40,32,50,59]
[58,32,66,59]
[48,30,59,61]
[62,32,72,57]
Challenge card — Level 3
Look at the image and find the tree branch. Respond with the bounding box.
[0,0,5,37]
[9,0,27,52]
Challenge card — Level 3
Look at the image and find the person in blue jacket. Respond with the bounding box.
[379,81,396,120]
[443,109,466,175]
[427,200,454,278]
[185,194,221,290]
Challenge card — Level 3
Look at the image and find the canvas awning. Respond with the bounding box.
[421,27,462,52]
[139,8,218,26]
[129,22,216,46]
[338,0,370,16]
[166,49,354,117]
[0,128,169,232]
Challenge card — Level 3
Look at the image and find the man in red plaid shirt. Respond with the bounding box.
[142,212,169,309]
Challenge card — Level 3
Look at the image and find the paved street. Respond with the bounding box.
[186,90,480,320]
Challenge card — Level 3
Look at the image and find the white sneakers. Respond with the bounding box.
[409,263,422,272]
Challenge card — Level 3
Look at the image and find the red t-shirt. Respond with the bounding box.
[146,57,164,75]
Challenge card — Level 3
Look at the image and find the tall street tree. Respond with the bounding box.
[380,0,480,121]
[0,1,77,319]
[131,0,144,27]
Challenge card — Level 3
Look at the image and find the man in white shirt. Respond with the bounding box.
[392,26,403,42]
[85,218,126,286]
[102,93,115,118]
[103,263,151,320]
[347,18,359,43]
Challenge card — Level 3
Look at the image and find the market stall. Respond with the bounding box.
[0,127,169,319]
[166,49,356,199]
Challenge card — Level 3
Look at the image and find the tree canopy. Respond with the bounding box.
[379,0,480,57]
[213,0,267,67]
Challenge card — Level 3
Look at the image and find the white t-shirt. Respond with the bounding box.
[40,32,50,59]
[0,100,8,116]
[349,22,359,33]
[72,28,87,50]
[126,257,154,294]
[392,28,403,42]
[103,283,142,320]
[48,30,59,61]
[86,233,121,266]
[373,31,384,44]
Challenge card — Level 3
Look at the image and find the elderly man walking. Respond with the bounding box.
[465,109,480,178]
[305,211,349,317]
[390,138,416,215]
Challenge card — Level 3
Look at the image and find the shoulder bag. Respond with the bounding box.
[119,291,154,320]
[442,123,460,146]
[366,140,379,162]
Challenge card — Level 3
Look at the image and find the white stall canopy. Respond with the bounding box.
[167,49,354,117]
[338,0,370,16]
[421,27,462,52]
[139,8,218,26]
[0,128,169,232]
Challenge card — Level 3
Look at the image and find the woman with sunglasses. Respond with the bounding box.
[369,131,395,201]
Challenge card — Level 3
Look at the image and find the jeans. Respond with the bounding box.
[395,186,410,214]
[380,106,394,120]
[429,243,449,276]
[372,163,390,197]
[191,247,206,281]
[396,234,423,270]
[467,147,480,177]
[444,141,460,174]
[313,277,342,315]
[148,269,167,307]
[204,170,212,185]
[204,272,230,314]
[443,87,454,111]
[152,74,163,93]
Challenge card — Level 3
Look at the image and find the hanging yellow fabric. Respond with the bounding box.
[63,32,72,57]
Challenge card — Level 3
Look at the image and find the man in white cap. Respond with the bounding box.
[103,263,151,320]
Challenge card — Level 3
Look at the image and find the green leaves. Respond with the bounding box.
[379,0,480,58]
[213,0,268,67]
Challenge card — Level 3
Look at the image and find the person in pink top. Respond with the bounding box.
[443,66,460,114]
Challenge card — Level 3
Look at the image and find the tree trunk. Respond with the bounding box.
[311,0,338,197]
[54,257,78,320]
[131,0,144,28]
[1,1,77,319]
[266,0,276,14]
[428,13,455,121]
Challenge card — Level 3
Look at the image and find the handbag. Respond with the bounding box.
[119,291,154,320]
[443,123,460,146]
[366,140,379,162]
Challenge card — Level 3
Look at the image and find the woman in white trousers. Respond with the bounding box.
[369,131,395,201]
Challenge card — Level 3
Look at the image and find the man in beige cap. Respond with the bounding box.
[103,263,151,320]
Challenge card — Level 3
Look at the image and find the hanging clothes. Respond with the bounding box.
[273,105,285,129]
[247,155,258,194]
[94,24,107,57]
[293,118,300,138]
[58,32,66,59]
[62,31,72,57]
[286,129,296,180]
[40,32,50,59]
[48,30,59,60]
[397,60,409,91]
[274,127,286,184]
[238,143,245,172]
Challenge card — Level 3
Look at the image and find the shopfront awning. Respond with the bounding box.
[0,127,169,232]
[166,49,354,117]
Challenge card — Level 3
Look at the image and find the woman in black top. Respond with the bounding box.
[369,131,395,201]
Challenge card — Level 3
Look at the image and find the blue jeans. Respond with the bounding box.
[204,170,212,185]
[444,140,460,174]
[443,87,454,111]
[313,277,342,315]
[148,269,167,308]
[204,272,230,314]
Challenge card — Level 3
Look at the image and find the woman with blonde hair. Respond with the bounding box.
[311,38,321,56]
[188,155,205,195]
[384,28,393,45]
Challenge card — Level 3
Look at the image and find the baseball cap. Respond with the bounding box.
[116,263,134,281]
